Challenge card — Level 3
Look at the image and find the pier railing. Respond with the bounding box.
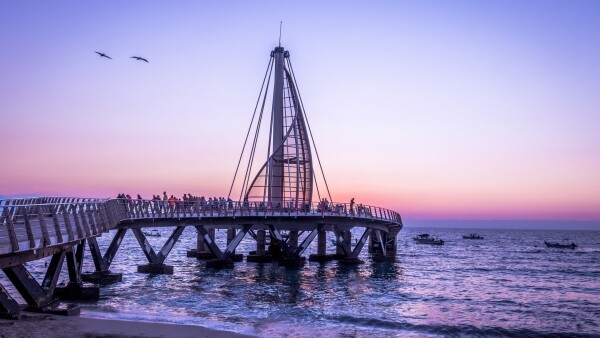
[1,197,401,256]
[0,197,125,255]
[116,198,402,225]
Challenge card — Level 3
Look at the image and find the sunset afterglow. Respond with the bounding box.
[1,1,599,223]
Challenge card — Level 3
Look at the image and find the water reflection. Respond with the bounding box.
[371,261,403,281]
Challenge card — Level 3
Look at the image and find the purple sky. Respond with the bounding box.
[1,1,599,226]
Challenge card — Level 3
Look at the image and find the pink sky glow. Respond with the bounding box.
[1,1,599,223]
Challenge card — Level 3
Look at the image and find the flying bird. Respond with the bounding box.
[94,51,112,59]
[130,56,149,63]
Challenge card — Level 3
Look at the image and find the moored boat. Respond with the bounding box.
[413,233,444,245]
[462,233,484,240]
[544,240,576,249]
[143,229,161,237]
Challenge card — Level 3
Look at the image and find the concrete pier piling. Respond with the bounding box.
[195,228,217,260]
[54,282,100,301]
[187,229,206,257]
[247,229,274,262]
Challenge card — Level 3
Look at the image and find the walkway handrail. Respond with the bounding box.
[1,197,401,257]
[113,198,403,225]
[0,198,126,256]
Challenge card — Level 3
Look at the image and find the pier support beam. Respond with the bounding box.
[82,230,126,284]
[371,230,395,262]
[2,253,80,316]
[247,229,273,263]
[270,225,321,268]
[133,226,185,274]
[197,225,251,268]
[340,228,371,264]
[187,228,207,257]
[257,230,266,255]
[0,282,21,319]
[309,229,337,262]
[195,228,217,260]
[226,228,244,262]
[288,230,299,252]
[55,241,99,301]
[332,226,352,258]
[317,230,327,256]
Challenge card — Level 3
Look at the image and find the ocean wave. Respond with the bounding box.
[327,315,597,337]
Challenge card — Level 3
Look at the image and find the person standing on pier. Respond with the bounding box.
[350,197,355,214]
[162,191,168,213]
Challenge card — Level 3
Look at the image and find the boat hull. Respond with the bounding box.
[544,241,576,249]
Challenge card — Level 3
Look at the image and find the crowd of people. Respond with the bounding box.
[115,193,370,216]
[117,192,235,213]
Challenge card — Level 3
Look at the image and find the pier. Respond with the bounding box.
[0,45,403,319]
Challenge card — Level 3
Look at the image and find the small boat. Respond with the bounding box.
[413,233,444,245]
[544,240,576,249]
[462,233,484,240]
[143,229,161,237]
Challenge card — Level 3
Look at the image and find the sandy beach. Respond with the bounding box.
[0,313,253,338]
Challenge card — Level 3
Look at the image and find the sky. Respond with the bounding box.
[1,1,599,225]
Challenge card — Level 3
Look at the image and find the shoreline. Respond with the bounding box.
[0,313,254,338]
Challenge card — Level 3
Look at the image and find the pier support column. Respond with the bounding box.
[200,225,251,268]
[196,228,217,260]
[3,255,80,316]
[225,228,243,262]
[340,229,370,265]
[227,228,236,250]
[187,228,207,257]
[317,230,327,256]
[55,242,99,301]
[372,230,395,262]
[0,283,21,319]
[247,229,273,262]
[274,226,321,268]
[289,230,299,252]
[257,230,266,256]
[82,233,125,284]
[309,229,335,262]
[335,232,345,256]
[133,227,185,274]
[334,230,351,257]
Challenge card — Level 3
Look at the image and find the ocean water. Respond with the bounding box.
[7,227,600,337]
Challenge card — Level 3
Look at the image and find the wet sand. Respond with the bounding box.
[0,313,253,338]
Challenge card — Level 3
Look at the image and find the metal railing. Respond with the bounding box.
[1,196,401,256]
[0,197,125,255]
[116,198,402,225]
